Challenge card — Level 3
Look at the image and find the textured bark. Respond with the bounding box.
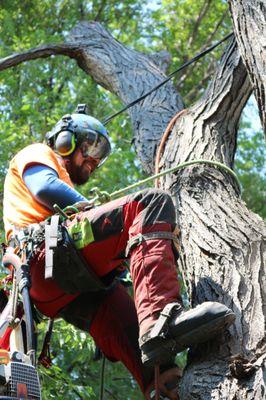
[68,22,183,173]
[158,38,266,399]
[63,25,265,399]
[0,18,265,400]
[60,24,265,399]
[228,0,266,134]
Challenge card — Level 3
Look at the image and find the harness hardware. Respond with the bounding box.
[125,231,179,257]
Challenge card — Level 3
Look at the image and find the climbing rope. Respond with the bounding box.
[103,32,233,124]
[95,33,239,204]
[90,159,241,205]
[154,109,188,188]
[111,159,241,196]
[99,355,106,400]
[93,32,238,205]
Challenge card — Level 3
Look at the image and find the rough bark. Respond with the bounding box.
[228,0,266,134]
[60,23,265,399]
[68,22,184,173]
[0,18,265,400]
[62,23,265,399]
[159,38,266,400]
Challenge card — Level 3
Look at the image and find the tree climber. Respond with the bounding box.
[2,104,235,399]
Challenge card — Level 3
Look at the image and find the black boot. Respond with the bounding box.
[140,301,235,366]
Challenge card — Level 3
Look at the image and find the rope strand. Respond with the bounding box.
[103,32,233,124]
[154,109,188,188]
[108,159,241,200]
[99,355,106,400]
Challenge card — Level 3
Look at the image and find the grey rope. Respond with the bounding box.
[99,355,106,400]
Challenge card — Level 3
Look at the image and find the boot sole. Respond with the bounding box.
[142,309,235,366]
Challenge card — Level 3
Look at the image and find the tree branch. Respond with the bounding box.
[68,21,184,173]
[0,22,184,174]
[161,37,252,181]
[228,0,266,134]
[187,0,212,48]
[0,44,82,72]
[178,11,229,91]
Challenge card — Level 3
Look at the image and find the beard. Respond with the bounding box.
[71,172,88,185]
[67,159,92,185]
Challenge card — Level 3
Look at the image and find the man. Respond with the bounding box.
[3,104,235,399]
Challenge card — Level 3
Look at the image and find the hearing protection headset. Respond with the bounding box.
[46,104,111,164]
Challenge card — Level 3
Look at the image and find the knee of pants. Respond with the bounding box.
[131,188,177,228]
[135,188,172,203]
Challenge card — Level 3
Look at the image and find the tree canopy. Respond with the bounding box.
[0,1,265,399]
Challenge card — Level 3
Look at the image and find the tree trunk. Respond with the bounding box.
[228,0,266,134]
[0,18,264,400]
[159,39,265,400]
[63,23,265,399]
[69,22,184,174]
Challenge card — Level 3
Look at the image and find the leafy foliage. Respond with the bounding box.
[236,119,265,219]
[38,319,142,399]
[0,1,265,398]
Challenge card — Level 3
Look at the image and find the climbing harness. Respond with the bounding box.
[44,210,117,294]
[125,231,179,258]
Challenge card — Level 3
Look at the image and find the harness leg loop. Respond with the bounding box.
[126,230,180,258]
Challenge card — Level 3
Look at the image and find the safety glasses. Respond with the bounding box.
[80,130,111,166]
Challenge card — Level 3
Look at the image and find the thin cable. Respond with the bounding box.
[99,355,106,400]
[103,32,233,124]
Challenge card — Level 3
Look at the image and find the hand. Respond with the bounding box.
[145,367,183,400]
[73,200,95,211]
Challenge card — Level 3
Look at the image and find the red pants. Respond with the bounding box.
[29,189,181,392]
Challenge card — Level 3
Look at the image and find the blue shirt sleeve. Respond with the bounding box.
[23,164,87,210]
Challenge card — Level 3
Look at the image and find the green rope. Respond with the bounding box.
[109,159,241,199]
[89,159,241,205]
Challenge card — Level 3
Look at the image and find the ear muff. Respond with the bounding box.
[54,130,76,156]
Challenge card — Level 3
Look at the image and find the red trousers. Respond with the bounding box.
[29,189,181,392]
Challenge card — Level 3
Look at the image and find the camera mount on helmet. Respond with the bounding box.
[75,103,89,114]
